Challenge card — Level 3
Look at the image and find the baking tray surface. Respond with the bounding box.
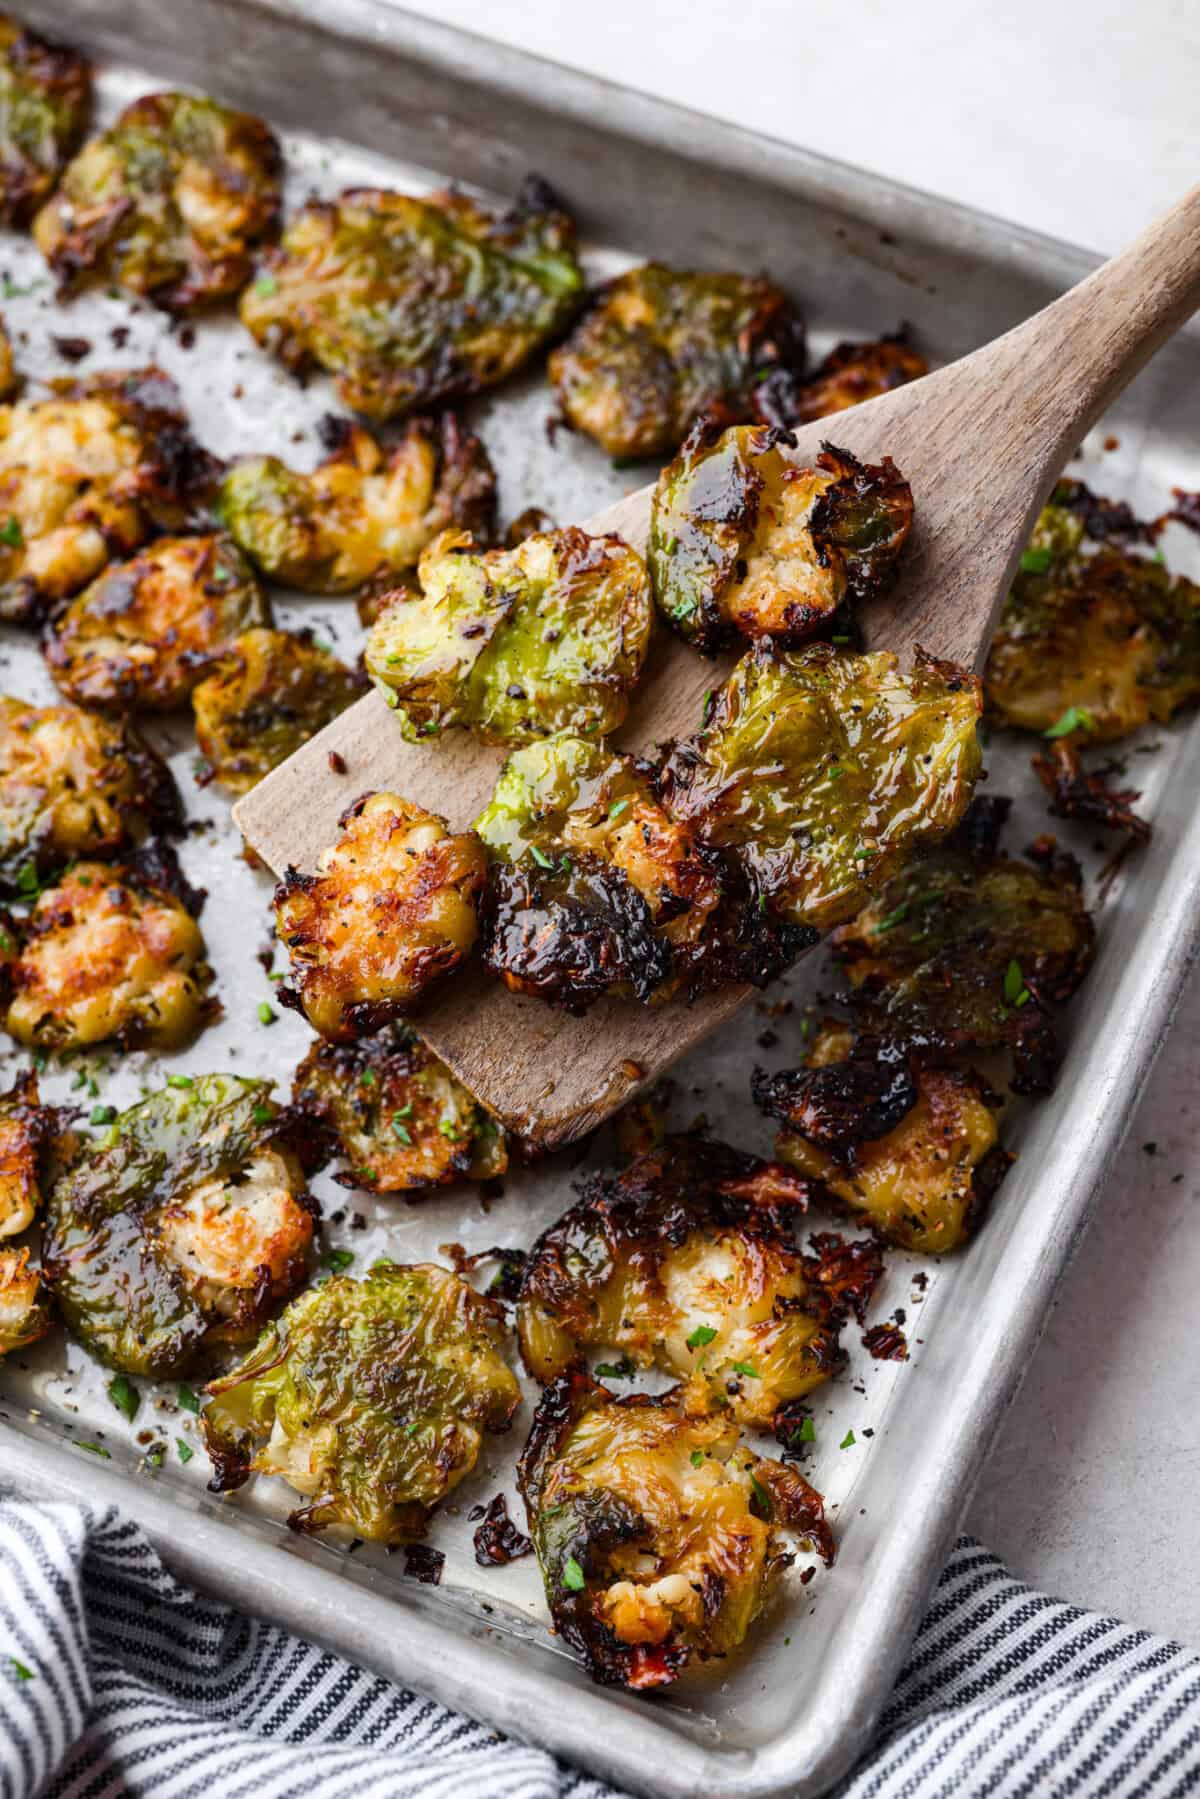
[3,6,1200,1795]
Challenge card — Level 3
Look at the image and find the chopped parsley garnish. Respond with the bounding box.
[1019,546,1054,575]
[529,844,555,869]
[77,1441,110,1458]
[391,1115,413,1144]
[608,799,630,821]
[686,1324,717,1350]
[0,516,22,549]
[1044,704,1095,739]
[689,1450,705,1468]
[748,1474,773,1519]
[1003,960,1031,1007]
[253,273,278,297]
[839,1429,856,1449]
[167,1074,194,1090]
[871,901,910,935]
[176,1384,200,1414]
[89,1105,116,1127]
[107,1375,140,1422]
[326,1248,354,1273]
[176,1439,194,1464]
[8,1658,33,1680]
[252,1105,274,1126]
[256,1001,276,1026]
[730,1361,759,1378]
[561,1556,586,1591]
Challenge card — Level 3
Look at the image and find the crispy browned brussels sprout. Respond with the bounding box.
[0,1070,54,1238]
[518,1135,845,1426]
[1032,739,1151,845]
[33,91,282,310]
[42,1076,316,1376]
[219,413,495,594]
[649,426,913,653]
[366,526,652,745]
[828,797,1095,1094]
[6,859,214,1052]
[548,263,804,459]
[984,491,1200,741]
[661,642,982,933]
[518,1371,832,1689]
[763,332,928,429]
[0,1245,49,1356]
[505,505,555,548]
[274,791,486,1042]
[0,368,219,624]
[203,1260,521,1541]
[0,14,91,226]
[0,696,180,885]
[191,628,364,794]
[292,1022,507,1193]
[474,734,810,1008]
[239,177,584,420]
[755,1022,1010,1254]
[47,534,269,712]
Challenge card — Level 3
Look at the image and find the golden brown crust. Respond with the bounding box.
[47,534,269,711]
[6,859,214,1051]
[274,792,486,1042]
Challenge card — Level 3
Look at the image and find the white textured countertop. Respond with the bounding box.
[407,0,1200,1642]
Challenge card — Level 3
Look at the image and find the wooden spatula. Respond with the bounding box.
[236,187,1200,1148]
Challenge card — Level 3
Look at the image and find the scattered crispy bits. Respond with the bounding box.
[471,1492,533,1567]
[1032,740,1151,845]
[862,1322,908,1361]
[402,1544,445,1585]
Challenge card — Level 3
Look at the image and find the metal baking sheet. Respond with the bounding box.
[3,4,1200,1795]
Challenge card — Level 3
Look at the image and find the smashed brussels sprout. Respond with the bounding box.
[292,1023,507,1193]
[203,1261,521,1541]
[518,1135,846,1426]
[192,628,364,794]
[768,332,928,428]
[0,368,218,624]
[219,413,496,594]
[0,1246,49,1356]
[0,13,91,225]
[42,1076,315,1375]
[274,791,486,1041]
[828,797,1095,1094]
[239,177,583,420]
[0,696,180,885]
[6,859,214,1052]
[985,492,1200,741]
[366,526,652,745]
[0,1070,54,1238]
[33,91,282,310]
[756,1022,1011,1254]
[548,262,804,459]
[47,534,269,711]
[661,642,982,933]
[650,425,913,653]
[518,1371,832,1689]
[474,733,810,1007]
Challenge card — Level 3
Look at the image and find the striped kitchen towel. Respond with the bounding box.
[1,1501,1198,1799]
